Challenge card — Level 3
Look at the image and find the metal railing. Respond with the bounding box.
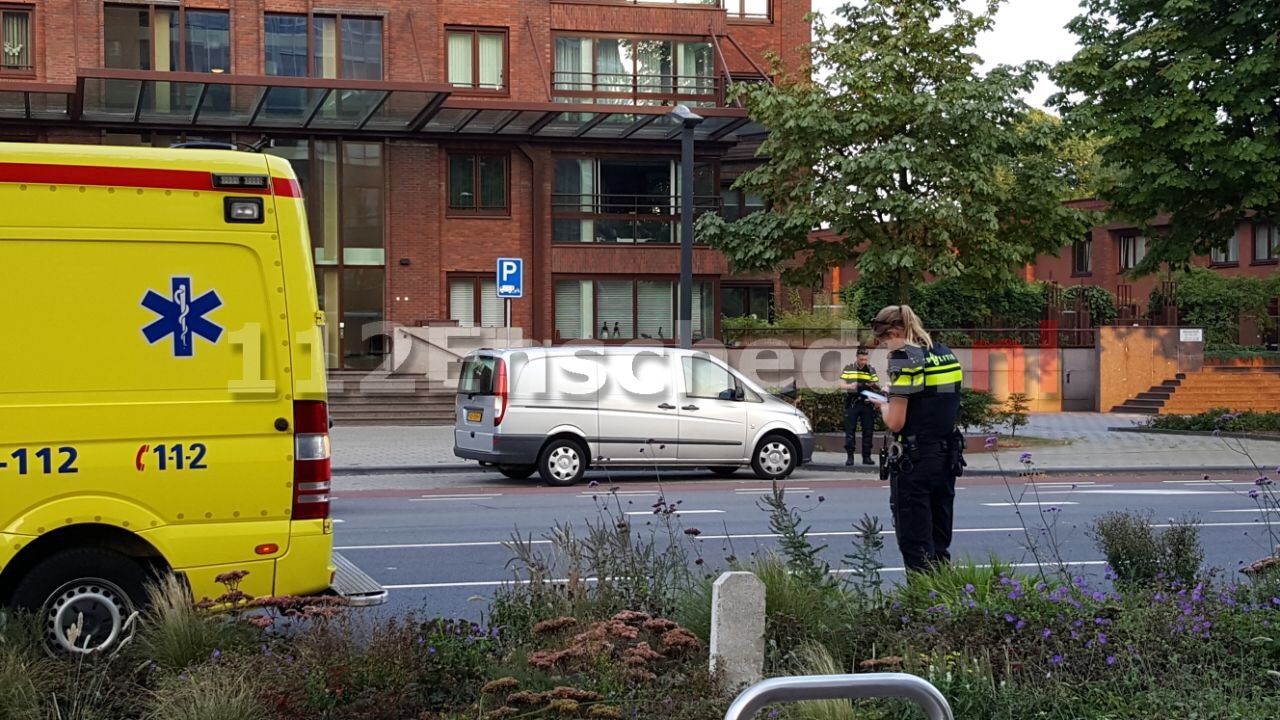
[724,673,954,720]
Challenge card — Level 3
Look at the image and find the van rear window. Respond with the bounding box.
[458,357,499,395]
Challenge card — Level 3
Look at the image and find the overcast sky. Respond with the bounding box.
[807,0,1086,109]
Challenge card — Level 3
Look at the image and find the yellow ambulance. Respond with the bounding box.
[0,141,385,654]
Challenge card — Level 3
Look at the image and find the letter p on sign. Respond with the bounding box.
[496,257,523,299]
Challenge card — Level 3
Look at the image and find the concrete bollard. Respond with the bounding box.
[710,571,766,691]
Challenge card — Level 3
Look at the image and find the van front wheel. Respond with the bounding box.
[12,548,150,656]
[751,434,798,480]
[538,438,588,487]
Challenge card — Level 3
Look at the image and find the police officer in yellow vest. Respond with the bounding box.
[838,348,881,466]
[868,304,966,573]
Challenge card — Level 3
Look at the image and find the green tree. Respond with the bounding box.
[696,0,1093,302]
[1051,0,1280,275]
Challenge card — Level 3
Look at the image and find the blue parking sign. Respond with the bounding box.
[496,258,523,298]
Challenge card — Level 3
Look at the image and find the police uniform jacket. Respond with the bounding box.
[840,362,880,406]
[886,342,964,441]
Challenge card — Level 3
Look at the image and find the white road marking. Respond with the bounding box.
[1211,508,1280,514]
[982,501,1080,507]
[337,519,1266,551]
[624,509,724,516]
[332,518,344,523]
[578,490,658,497]
[1032,489,1239,496]
[410,493,503,502]
[735,487,811,494]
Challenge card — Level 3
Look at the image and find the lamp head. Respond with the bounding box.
[669,104,704,127]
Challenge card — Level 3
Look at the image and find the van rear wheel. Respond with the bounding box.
[708,466,740,478]
[751,434,798,480]
[11,548,150,656]
[538,438,587,486]
[498,465,536,480]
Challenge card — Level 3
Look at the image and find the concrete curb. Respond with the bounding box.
[1107,427,1280,442]
[332,462,1267,478]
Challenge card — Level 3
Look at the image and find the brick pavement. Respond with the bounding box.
[329,413,1279,476]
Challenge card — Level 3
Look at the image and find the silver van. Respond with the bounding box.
[452,346,815,486]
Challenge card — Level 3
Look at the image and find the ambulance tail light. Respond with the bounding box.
[293,400,331,521]
[494,359,509,427]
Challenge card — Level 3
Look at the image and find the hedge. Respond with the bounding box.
[782,387,1002,434]
[1143,409,1280,434]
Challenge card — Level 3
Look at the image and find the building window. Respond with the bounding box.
[554,278,715,342]
[553,35,716,106]
[449,277,506,328]
[267,139,386,370]
[719,188,765,222]
[553,157,716,244]
[1072,235,1092,276]
[1210,234,1240,265]
[1,7,32,73]
[447,27,506,91]
[103,4,230,72]
[1118,233,1146,271]
[264,13,383,80]
[1254,221,1278,263]
[724,0,771,20]
[448,153,508,214]
[720,284,773,321]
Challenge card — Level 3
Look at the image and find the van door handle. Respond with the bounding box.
[658,403,676,410]
[682,404,699,411]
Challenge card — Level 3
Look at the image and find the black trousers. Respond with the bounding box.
[888,443,956,572]
[844,401,875,456]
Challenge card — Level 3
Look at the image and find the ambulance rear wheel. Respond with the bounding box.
[12,548,150,656]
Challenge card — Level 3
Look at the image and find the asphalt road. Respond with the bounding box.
[327,468,1280,623]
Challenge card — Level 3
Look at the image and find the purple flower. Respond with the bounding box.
[1256,476,1273,486]
[1042,628,1052,638]
[211,649,221,659]
[1106,656,1117,665]
[985,436,998,449]
[1020,452,1033,463]
[1050,654,1063,666]
[964,583,976,594]
[1251,489,1261,499]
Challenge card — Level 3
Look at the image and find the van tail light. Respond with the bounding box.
[494,359,509,427]
[292,400,331,521]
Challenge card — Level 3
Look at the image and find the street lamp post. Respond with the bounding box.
[670,104,704,349]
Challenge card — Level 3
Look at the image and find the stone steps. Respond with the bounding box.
[324,371,455,426]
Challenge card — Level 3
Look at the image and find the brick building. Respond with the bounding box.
[0,0,808,369]
[1030,199,1279,346]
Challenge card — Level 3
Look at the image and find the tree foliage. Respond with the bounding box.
[696,0,1094,301]
[1050,0,1280,274]
[1147,267,1280,347]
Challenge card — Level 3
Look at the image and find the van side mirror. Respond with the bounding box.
[734,387,745,401]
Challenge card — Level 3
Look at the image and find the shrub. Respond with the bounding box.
[1060,284,1118,325]
[1090,510,1204,587]
[1000,392,1031,438]
[958,388,1001,433]
[133,573,260,671]
[1148,267,1280,348]
[1142,409,1280,434]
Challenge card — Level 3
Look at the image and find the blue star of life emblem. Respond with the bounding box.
[141,277,224,358]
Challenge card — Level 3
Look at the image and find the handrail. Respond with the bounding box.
[723,673,954,720]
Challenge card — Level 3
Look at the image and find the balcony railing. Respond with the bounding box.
[552,192,720,244]
[552,71,721,106]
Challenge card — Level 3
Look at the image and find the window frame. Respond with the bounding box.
[0,5,34,75]
[448,274,506,328]
[552,154,719,244]
[551,32,721,105]
[1209,233,1240,267]
[446,151,511,217]
[723,0,773,23]
[1253,221,1278,265]
[1117,232,1146,272]
[262,11,385,80]
[719,282,774,321]
[445,25,509,95]
[1071,235,1092,276]
[102,3,232,73]
[552,275,720,343]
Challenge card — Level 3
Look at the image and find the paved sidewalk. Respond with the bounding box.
[329,413,1280,478]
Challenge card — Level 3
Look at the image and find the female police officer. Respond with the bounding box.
[868,304,964,573]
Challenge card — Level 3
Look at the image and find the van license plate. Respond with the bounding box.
[466,409,482,422]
